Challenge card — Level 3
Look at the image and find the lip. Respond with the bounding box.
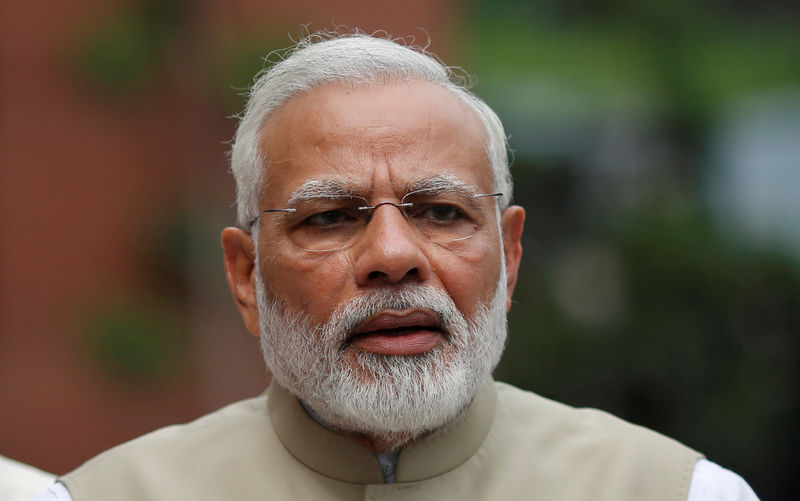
[353,310,443,336]
[347,310,445,356]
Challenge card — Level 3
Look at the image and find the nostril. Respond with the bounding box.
[368,270,388,281]
[367,267,419,283]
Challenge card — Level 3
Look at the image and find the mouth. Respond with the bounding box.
[346,310,446,356]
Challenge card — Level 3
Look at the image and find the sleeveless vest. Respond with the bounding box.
[61,381,702,500]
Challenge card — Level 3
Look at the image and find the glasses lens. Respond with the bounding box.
[285,197,366,251]
[262,191,498,252]
[401,190,486,243]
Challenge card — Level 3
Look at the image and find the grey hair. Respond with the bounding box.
[229,32,512,228]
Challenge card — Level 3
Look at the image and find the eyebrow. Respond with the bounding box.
[286,180,363,204]
[406,174,482,197]
[284,174,484,205]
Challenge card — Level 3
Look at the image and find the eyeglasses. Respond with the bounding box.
[250,188,503,252]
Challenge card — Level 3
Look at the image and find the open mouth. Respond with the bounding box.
[346,310,446,356]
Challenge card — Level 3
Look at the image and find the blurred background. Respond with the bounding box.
[1,0,798,498]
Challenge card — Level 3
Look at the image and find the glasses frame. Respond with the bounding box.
[249,190,504,251]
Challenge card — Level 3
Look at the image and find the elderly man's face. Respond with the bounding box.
[258,81,510,329]
[222,80,524,441]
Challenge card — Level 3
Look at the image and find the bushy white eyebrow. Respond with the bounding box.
[285,174,482,205]
[286,180,363,204]
[407,174,482,197]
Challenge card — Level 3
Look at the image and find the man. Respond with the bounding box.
[33,33,758,500]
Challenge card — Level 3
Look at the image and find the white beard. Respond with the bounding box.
[255,269,508,443]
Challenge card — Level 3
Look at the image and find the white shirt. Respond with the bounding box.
[0,455,55,501]
[29,459,758,501]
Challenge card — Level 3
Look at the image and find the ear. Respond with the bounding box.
[221,227,260,337]
[500,205,525,312]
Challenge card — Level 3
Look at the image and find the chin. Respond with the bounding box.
[254,261,509,441]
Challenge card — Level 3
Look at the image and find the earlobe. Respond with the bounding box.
[221,227,260,337]
[500,206,525,312]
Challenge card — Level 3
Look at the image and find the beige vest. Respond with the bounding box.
[61,381,702,500]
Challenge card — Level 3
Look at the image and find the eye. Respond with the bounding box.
[303,208,359,228]
[415,203,467,224]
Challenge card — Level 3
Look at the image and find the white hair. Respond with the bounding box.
[254,265,508,444]
[229,32,512,228]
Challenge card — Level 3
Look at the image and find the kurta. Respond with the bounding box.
[61,380,702,500]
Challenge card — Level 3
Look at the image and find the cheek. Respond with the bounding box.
[260,250,354,319]
[434,241,502,316]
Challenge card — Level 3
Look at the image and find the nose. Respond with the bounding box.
[353,202,433,286]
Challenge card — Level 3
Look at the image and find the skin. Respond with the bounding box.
[221,80,525,450]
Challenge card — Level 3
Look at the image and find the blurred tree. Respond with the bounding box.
[83,298,185,386]
[462,1,800,497]
[74,0,187,96]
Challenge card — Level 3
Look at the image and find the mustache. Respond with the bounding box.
[324,286,461,342]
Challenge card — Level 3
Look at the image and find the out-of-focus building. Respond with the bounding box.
[1,0,459,475]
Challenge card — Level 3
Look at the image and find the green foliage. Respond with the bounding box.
[74,0,186,95]
[138,212,195,300]
[464,0,800,121]
[78,208,198,389]
[83,299,184,385]
[70,0,287,111]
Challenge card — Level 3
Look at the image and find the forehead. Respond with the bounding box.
[258,80,492,201]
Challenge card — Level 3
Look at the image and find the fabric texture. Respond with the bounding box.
[58,380,710,500]
[35,460,761,501]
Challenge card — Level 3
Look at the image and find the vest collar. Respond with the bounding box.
[267,379,497,484]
